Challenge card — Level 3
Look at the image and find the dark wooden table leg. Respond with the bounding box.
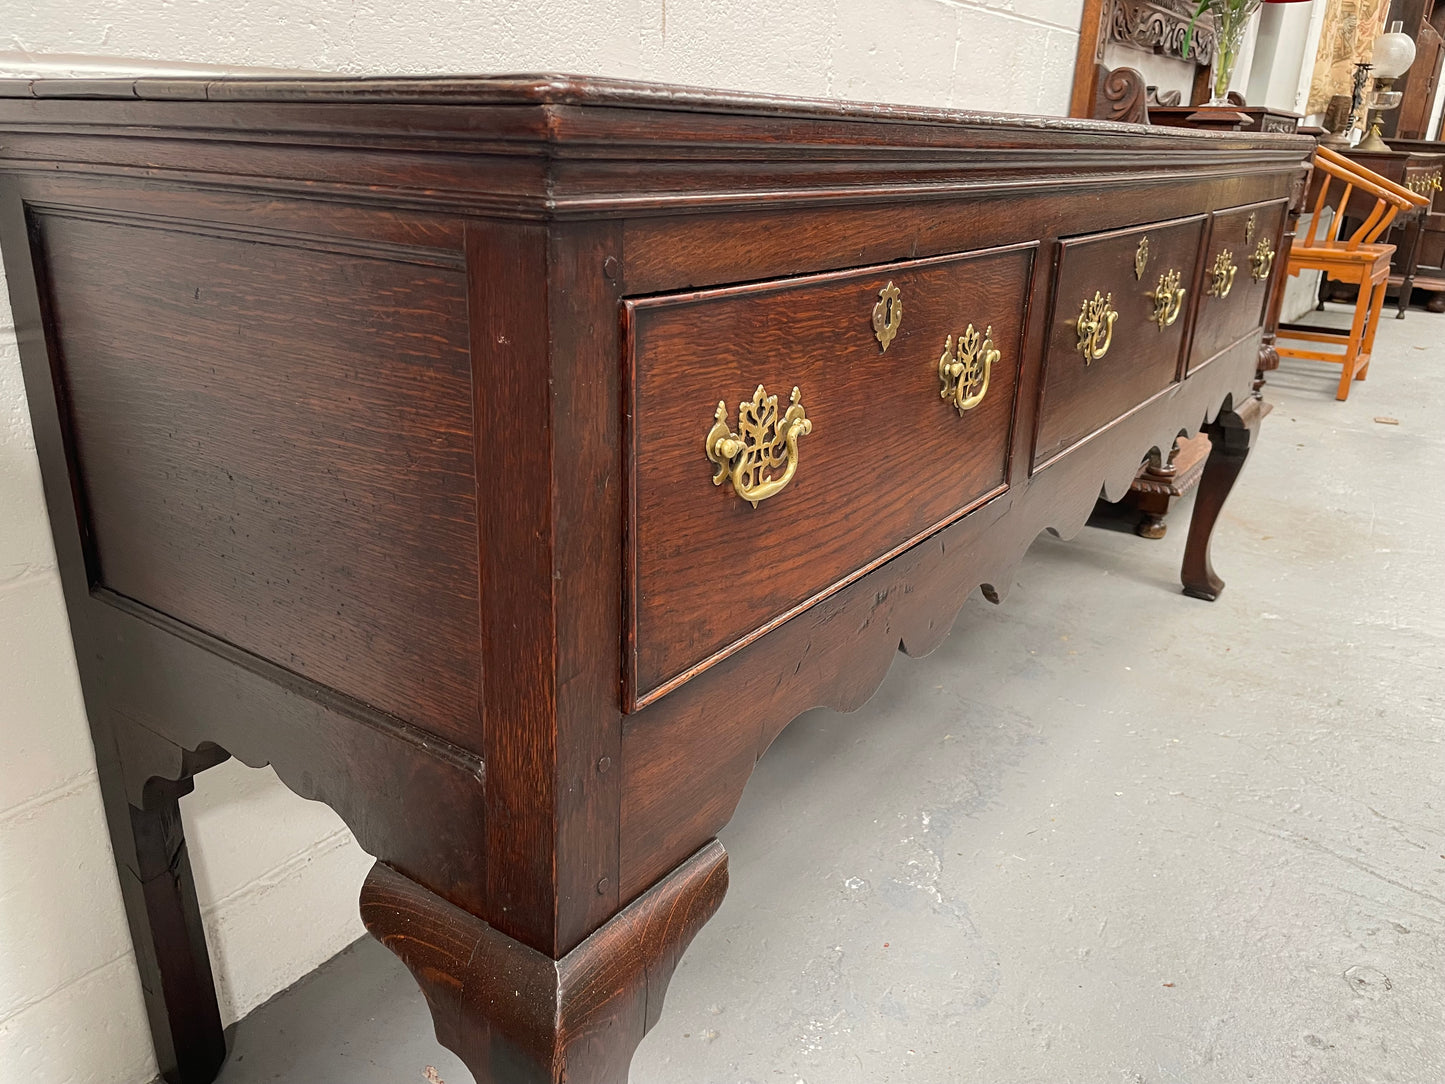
[363,841,728,1084]
[1181,398,1266,602]
[1394,215,1427,318]
[104,770,228,1084]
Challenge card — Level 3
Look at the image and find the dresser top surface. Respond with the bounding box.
[0,71,1314,147]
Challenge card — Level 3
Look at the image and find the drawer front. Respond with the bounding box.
[1188,200,1287,373]
[1034,215,1205,469]
[626,244,1035,709]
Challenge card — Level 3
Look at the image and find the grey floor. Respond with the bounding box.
[212,307,1445,1084]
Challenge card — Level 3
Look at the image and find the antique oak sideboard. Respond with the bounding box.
[0,76,1313,1084]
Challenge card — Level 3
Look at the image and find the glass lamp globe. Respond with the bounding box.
[1371,22,1417,80]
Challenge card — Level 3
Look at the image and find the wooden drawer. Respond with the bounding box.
[1188,200,1287,373]
[625,244,1035,709]
[1034,214,1206,469]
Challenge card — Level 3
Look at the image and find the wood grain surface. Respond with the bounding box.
[34,211,482,751]
[628,246,1033,706]
[0,75,1315,1084]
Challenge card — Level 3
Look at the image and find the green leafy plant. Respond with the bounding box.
[1181,0,1265,103]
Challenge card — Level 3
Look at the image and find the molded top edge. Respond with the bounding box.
[0,71,1316,146]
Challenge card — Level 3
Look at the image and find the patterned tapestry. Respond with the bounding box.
[1307,0,1394,116]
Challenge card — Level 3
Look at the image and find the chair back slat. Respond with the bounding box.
[1296,146,1429,254]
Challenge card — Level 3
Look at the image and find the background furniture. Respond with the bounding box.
[1279,145,1428,398]
[1324,146,1445,316]
[1385,136,1445,307]
[1072,0,1219,122]
[1150,103,1304,132]
[1376,0,1445,140]
[0,75,1312,1084]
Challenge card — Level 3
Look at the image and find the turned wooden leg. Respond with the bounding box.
[363,841,728,1084]
[102,769,227,1084]
[1181,401,1263,602]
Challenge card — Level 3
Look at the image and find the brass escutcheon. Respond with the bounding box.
[1146,268,1186,330]
[1244,212,1257,245]
[938,324,998,414]
[1075,291,1117,364]
[1208,249,1238,299]
[872,281,902,352]
[705,384,812,508]
[1134,235,1150,280]
[1249,238,1276,283]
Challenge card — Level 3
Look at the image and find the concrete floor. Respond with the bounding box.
[211,307,1445,1084]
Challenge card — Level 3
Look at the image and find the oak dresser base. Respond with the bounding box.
[0,74,1312,1084]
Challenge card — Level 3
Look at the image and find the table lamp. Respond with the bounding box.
[1358,21,1417,151]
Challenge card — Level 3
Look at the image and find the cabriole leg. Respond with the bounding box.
[362,841,728,1084]
[1181,400,1264,602]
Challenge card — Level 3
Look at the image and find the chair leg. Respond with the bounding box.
[1357,275,1390,381]
[1335,278,1374,401]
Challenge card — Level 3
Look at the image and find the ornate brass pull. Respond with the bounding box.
[938,325,997,414]
[705,384,812,508]
[1146,268,1186,330]
[1249,238,1276,283]
[1208,249,1238,299]
[872,281,902,352]
[1075,291,1117,364]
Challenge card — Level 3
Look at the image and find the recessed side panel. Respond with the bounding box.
[627,244,1036,709]
[32,209,482,751]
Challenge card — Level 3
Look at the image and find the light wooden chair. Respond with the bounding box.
[1277,146,1429,401]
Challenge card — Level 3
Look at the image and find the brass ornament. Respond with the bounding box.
[1134,235,1150,280]
[1244,212,1257,245]
[704,384,812,508]
[1146,267,1186,330]
[938,324,997,414]
[1207,249,1238,299]
[872,281,902,352]
[1075,291,1118,364]
[1249,238,1276,283]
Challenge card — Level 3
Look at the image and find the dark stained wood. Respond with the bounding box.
[1133,432,1212,538]
[0,75,1312,1084]
[361,841,728,1084]
[1188,200,1288,372]
[1182,395,1265,601]
[627,246,1032,706]
[1095,65,1150,125]
[33,211,481,751]
[468,219,563,954]
[1034,215,1205,468]
[114,775,227,1084]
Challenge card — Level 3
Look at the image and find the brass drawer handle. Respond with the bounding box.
[1249,238,1276,283]
[705,384,812,508]
[1075,291,1117,364]
[938,325,997,413]
[1208,249,1238,298]
[1146,268,1186,330]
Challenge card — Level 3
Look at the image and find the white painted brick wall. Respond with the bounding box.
[0,3,1084,1082]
